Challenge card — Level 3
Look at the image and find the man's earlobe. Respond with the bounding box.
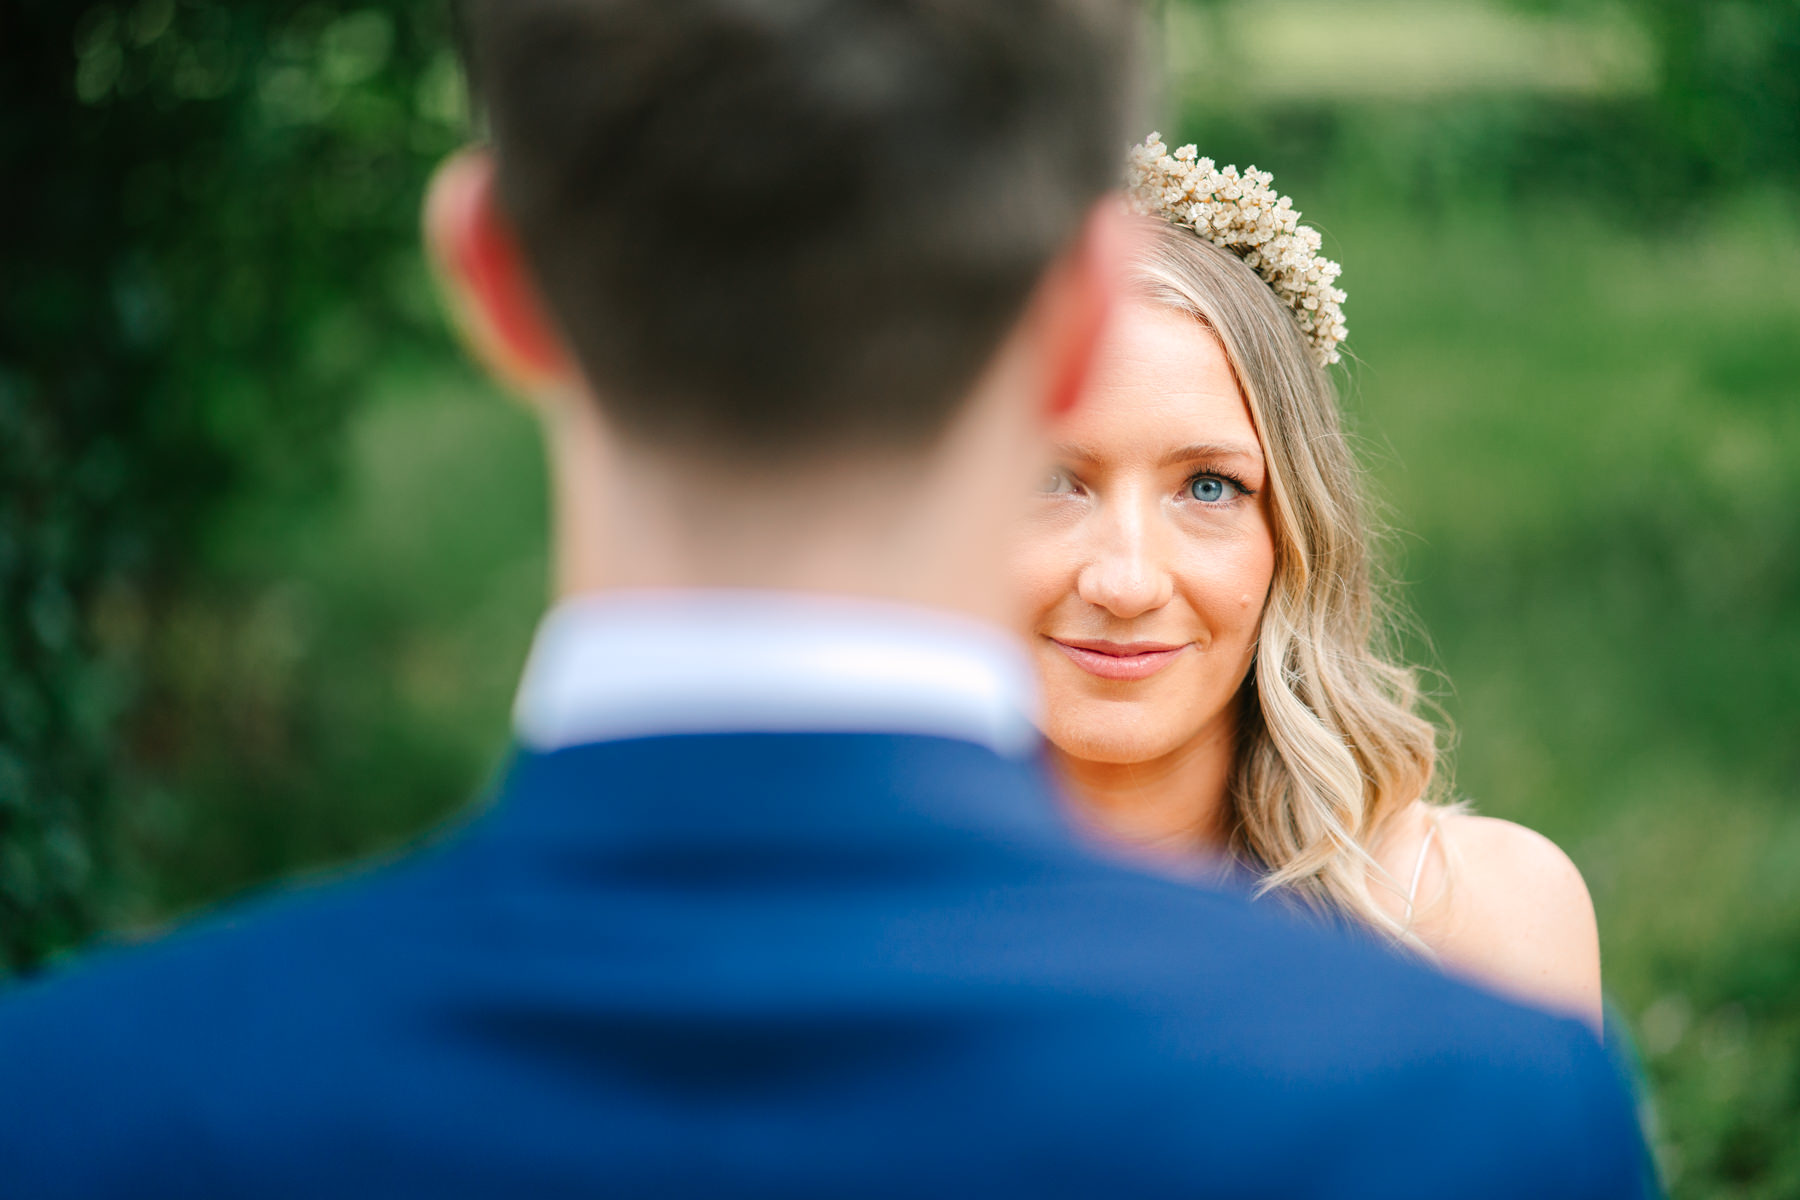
[1037,198,1135,424]
[423,148,574,396]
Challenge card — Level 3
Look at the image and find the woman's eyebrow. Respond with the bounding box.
[1051,442,1103,463]
[1050,441,1265,469]
[1158,442,1263,468]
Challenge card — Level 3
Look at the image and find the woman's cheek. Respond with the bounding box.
[1174,541,1264,634]
[1008,528,1079,626]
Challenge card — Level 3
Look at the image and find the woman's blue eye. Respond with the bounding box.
[1188,475,1239,503]
[1038,468,1076,495]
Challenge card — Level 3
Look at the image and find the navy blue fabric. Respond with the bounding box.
[0,734,1647,1197]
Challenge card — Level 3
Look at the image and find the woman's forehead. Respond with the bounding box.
[1065,304,1261,458]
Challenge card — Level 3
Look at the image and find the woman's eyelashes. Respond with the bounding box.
[1185,470,1253,504]
[1035,466,1255,503]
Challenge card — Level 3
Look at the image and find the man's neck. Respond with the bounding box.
[541,387,1036,629]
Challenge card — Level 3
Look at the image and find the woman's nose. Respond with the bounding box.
[1076,503,1174,619]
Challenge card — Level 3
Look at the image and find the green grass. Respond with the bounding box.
[130,197,1798,1198]
[1335,194,1800,1197]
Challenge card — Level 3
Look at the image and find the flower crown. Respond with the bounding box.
[1125,133,1347,367]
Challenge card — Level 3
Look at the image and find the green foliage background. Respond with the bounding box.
[2,1,1795,1195]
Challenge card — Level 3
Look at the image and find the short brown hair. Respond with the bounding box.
[461,0,1138,454]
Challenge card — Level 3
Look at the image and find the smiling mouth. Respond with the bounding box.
[1050,638,1189,682]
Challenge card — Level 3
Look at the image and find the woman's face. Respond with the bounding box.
[1013,301,1278,766]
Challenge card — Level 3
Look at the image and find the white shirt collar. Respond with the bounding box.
[513,590,1042,758]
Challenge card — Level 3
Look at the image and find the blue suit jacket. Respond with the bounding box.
[0,734,1647,1197]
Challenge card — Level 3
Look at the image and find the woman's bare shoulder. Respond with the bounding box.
[1379,806,1603,1030]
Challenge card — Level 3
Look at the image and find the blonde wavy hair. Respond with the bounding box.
[1127,217,1453,948]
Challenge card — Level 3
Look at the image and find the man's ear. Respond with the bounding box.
[423,147,575,396]
[1029,198,1137,425]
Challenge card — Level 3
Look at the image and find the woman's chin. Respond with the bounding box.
[1041,722,1185,768]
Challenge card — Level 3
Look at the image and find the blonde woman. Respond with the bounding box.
[1014,137,1603,1029]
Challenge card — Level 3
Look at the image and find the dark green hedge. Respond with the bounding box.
[0,0,468,973]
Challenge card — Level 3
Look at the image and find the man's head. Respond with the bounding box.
[429,0,1142,610]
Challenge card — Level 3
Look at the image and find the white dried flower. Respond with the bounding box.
[1125,134,1348,366]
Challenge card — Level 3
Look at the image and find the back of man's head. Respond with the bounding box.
[460,0,1138,456]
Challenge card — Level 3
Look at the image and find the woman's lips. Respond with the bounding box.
[1050,638,1188,682]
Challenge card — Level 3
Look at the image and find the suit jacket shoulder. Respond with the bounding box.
[0,735,1648,1199]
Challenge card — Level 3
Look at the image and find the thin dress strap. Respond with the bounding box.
[1403,821,1439,924]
